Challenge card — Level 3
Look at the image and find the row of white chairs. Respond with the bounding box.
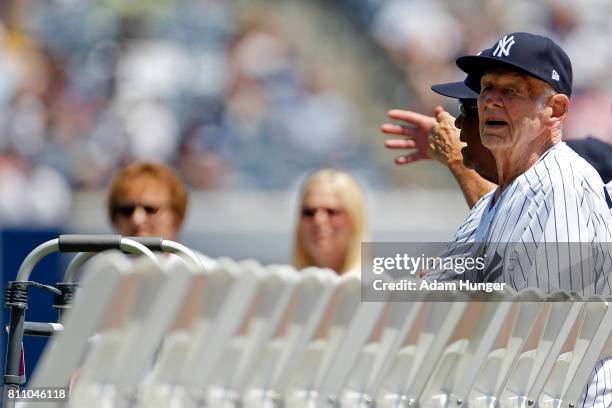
[22,251,612,408]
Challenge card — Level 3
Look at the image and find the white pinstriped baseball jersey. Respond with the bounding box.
[427,141,612,407]
[429,142,612,291]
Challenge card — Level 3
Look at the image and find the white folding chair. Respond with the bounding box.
[21,247,608,408]
[108,256,198,408]
[284,274,364,407]
[340,283,425,408]
[420,287,516,408]
[539,295,612,408]
[499,292,585,408]
[468,288,548,408]
[23,252,134,408]
[206,262,301,407]
[311,279,389,407]
[139,257,235,408]
[375,290,474,408]
[168,258,263,407]
[68,255,176,408]
[242,267,338,408]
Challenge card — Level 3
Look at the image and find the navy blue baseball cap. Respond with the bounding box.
[431,73,480,99]
[456,32,572,97]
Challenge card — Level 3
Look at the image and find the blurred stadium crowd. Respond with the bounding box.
[0,0,610,226]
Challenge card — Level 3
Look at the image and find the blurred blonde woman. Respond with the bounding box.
[292,169,367,275]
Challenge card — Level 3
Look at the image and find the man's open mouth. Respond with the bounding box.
[485,119,508,128]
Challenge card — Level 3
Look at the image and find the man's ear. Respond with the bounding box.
[549,93,570,120]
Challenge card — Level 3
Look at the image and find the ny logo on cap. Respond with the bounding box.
[493,35,516,58]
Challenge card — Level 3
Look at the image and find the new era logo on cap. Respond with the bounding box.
[455,32,573,96]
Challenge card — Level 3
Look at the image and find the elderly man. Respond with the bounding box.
[444,32,611,291]
[426,32,612,288]
[424,32,612,407]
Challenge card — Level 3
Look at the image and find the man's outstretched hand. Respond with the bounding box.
[381,109,436,164]
[381,107,463,168]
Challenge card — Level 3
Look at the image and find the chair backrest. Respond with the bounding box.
[314,285,388,404]
[181,257,263,395]
[500,292,585,406]
[540,295,612,408]
[424,289,516,407]
[284,274,366,406]
[216,262,301,396]
[468,288,547,405]
[27,252,139,408]
[107,256,197,392]
[242,267,338,408]
[375,291,471,407]
[340,290,425,407]
[70,255,172,407]
[21,252,612,408]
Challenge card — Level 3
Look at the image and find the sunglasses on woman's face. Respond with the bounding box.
[459,101,478,118]
[112,202,161,218]
[301,207,344,218]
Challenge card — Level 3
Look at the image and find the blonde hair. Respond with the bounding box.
[292,169,368,274]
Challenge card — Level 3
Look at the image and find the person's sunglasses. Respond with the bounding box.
[301,207,343,218]
[112,202,161,217]
[459,101,478,118]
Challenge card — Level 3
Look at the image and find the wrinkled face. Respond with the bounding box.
[111,176,180,240]
[455,99,498,183]
[299,182,353,269]
[478,70,548,152]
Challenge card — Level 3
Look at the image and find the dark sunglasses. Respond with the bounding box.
[301,207,343,218]
[112,202,161,217]
[459,101,478,118]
